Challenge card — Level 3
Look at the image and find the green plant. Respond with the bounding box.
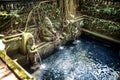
[103,22,120,32]
[40,4,52,11]
[0,10,19,19]
[56,8,60,16]
[108,25,119,32]
[0,11,8,18]
[79,20,85,27]
[92,19,96,24]
[103,6,117,15]
[9,10,19,17]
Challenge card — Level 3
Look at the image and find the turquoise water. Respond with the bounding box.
[32,36,120,80]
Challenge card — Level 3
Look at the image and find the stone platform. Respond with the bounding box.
[0,59,19,80]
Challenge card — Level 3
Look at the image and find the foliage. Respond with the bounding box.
[40,3,52,11]
[80,16,120,39]
[0,10,20,31]
[9,10,19,17]
[79,20,85,27]
[103,6,117,15]
[0,10,19,19]
[55,8,60,16]
[79,18,91,27]
[80,2,120,22]
[107,24,119,32]
[0,11,8,18]
[82,17,120,31]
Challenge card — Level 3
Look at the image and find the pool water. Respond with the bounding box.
[32,36,120,80]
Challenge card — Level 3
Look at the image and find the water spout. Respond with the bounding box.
[73,40,80,44]
[37,51,42,65]
[37,51,47,70]
[30,51,42,70]
[76,40,80,43]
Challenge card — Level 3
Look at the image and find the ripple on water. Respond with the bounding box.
[32,38,120,80]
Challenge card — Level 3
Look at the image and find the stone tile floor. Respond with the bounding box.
[0,59,18,80]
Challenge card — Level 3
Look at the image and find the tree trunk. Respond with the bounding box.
[64,0,76,19]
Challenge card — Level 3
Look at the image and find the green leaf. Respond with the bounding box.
[79,20,85,27]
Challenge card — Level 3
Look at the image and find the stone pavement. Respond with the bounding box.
[0,59,19,80]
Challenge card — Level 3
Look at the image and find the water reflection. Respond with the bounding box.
[32,37,120,80]
[59,46,64,50]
